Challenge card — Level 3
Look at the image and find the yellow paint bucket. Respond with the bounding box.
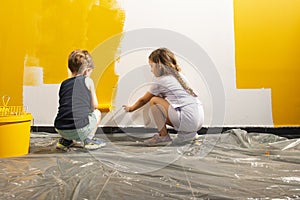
[0,96,32,158]
[0,114,32,158]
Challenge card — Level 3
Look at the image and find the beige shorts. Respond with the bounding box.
[55,109,100,141]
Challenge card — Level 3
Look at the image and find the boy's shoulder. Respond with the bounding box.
[84,76,94,88]
[61,76,76,84]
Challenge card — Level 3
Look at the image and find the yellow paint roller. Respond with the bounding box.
[97,104,112,112]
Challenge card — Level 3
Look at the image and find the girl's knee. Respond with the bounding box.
[149,96,158,106]
[149,96,163,106]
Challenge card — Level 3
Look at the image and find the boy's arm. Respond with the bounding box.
[85,77,98,109]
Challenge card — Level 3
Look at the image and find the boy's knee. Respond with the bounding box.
[93,109,101,122]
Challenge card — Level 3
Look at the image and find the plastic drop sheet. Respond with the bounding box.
[0,129,300,199]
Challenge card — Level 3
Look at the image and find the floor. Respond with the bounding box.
[0,129,300,199]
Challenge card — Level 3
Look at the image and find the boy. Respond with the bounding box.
[54,49,106,150]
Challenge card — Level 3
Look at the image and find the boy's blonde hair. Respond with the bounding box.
[68,50,94,74]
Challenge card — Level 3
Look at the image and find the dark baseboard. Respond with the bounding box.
[31,126,300,139]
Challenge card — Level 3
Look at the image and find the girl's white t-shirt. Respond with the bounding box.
[149,74,201,108]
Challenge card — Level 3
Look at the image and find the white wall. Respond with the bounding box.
[24,0,273,127]
[103,0,273,127]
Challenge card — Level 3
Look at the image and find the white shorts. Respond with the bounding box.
[168,103,204,135]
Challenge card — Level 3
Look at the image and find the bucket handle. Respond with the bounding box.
[2,95,10,107]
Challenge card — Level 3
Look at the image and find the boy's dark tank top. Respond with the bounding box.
[54,75,91,129]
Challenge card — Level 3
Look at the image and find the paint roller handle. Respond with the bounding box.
[2,95,10,106]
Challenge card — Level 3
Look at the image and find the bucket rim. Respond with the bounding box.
[0,113,32,123]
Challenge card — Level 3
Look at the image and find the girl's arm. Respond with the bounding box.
[123,92,154,112]
[85,77,98,109]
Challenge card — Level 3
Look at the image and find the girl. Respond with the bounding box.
[123,48,204,146]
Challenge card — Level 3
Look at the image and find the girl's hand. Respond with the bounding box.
[122,105,132,112]
[122,92,154,113]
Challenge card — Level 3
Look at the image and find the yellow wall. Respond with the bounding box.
[0,1,26,106]
[1,0,299,126]
[0,0,124,107]
[234,0,300,126]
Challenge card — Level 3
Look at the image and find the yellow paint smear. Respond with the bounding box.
[234,0,300,126]
[98,103,112,112]
[0,0,125,109]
